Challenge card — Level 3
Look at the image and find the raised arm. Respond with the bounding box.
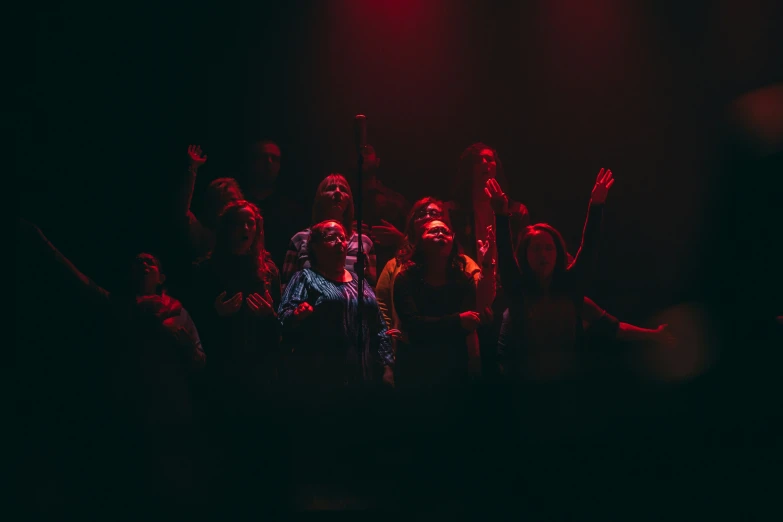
[583,297,675,346]
[567,169,614,283]
[485,179,524,294]
[174,145,207,221]
[18,219,110,307]
[393,270,479,342]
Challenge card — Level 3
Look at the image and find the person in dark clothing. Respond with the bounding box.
[446,143,531,380]
[393,219,482,391]
[243,139,308,269]
[391,217,486,509]
[351,144,410,274]
[186,199,283,514]
[17,219,205,513]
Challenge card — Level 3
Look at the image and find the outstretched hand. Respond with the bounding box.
[187,144,207,169]
[590,168,615,204]
[484,178,509,215]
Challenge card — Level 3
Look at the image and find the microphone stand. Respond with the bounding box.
[355,145,365,383]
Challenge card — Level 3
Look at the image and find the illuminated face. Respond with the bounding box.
[232,207,259,255]
[321,178,351,213]
[412,203,445,235]
[420,220,454,254]
[473,148,497,180]
[312,221,348,267]
[526,230,557,279]
[132,253,163,295]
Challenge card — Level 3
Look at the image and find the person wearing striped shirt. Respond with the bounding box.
[281,173,376,288]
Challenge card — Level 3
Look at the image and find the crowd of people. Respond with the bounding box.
[17,138,680,514]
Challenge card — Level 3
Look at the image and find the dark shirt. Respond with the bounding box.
[393,261,476,390]
[495,204,604,382]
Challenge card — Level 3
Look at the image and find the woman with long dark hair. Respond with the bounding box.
[393,218,484,391]
[187,199,283,512]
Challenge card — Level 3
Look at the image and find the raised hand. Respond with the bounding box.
[187,144,207,169]
[293,301,314,321]
[460,311,481,332]
[484,178,509,215]
[477,225,495,267]
[370,219,405,248]
[590,168,615,205]
[214,291,243,317]
[246,292,275,317]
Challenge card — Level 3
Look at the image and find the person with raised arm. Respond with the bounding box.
[487,171,674,383]
[175,144,245,261]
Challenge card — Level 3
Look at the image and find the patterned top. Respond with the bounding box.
[278,269,393,388]
[281,229,376,288]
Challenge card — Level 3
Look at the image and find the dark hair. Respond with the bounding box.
[395,197,450,263]
[211,200,274,282]
[306,219,348,269]
[450,142,510,207]
[515,223,570,292]
[401,219,469,284]
[311,173,355,234]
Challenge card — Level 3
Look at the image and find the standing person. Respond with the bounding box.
[17,220,205,513]
[281,173,377,288]
[243,139,308,269]
[375,197,491,359]
[186,199,283,514]
[448,143,530,377]
[278,220,395,494]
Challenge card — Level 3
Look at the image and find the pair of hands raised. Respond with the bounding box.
[484,168,615,214]
[214,290,275,317]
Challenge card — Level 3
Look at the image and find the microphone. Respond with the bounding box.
[354,114,367,153]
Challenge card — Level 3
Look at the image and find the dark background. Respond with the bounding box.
[21,0,781,378]
[15,0,783,514]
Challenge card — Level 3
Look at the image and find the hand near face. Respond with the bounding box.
[371,219,405,247]
[484,179,509,215]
